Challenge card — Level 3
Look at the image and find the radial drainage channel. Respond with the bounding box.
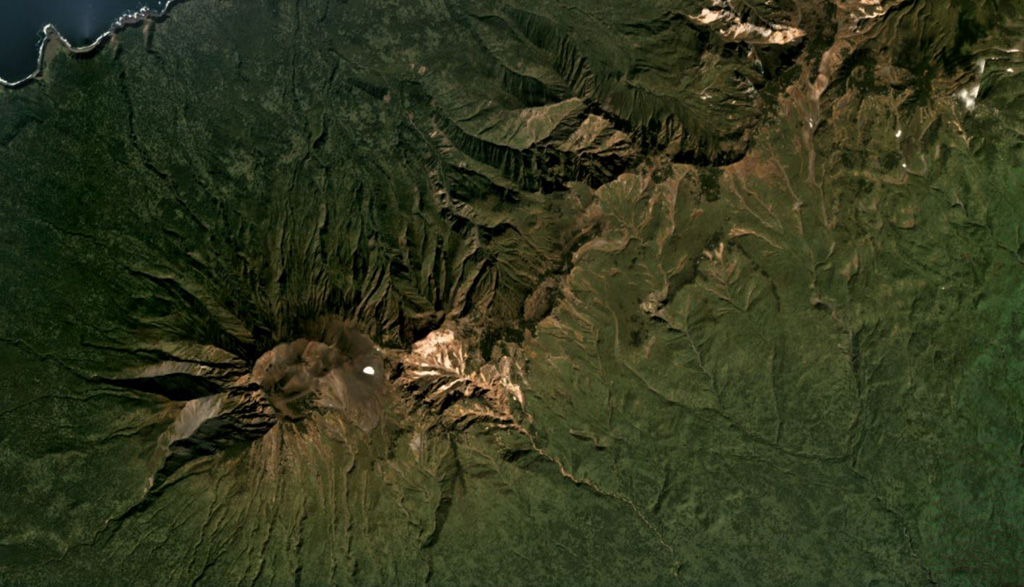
[141,321,387,495]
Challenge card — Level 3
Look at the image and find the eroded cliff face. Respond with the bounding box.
[1,0,1022,584]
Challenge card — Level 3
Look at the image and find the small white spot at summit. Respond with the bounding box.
[362,366,376,376]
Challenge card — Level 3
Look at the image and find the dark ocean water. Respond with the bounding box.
[0,0,168,83]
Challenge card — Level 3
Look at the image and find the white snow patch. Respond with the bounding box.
[957,85,980,110]
[956,59,986,111]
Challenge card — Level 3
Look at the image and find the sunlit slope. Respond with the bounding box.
[0,0,1021,584]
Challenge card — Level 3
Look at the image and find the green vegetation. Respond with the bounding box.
[0,0,1021,584]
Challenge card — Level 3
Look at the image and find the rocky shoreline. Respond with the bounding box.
[0,0,179,88]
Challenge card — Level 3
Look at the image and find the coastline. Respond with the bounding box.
[0,0,181,89]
